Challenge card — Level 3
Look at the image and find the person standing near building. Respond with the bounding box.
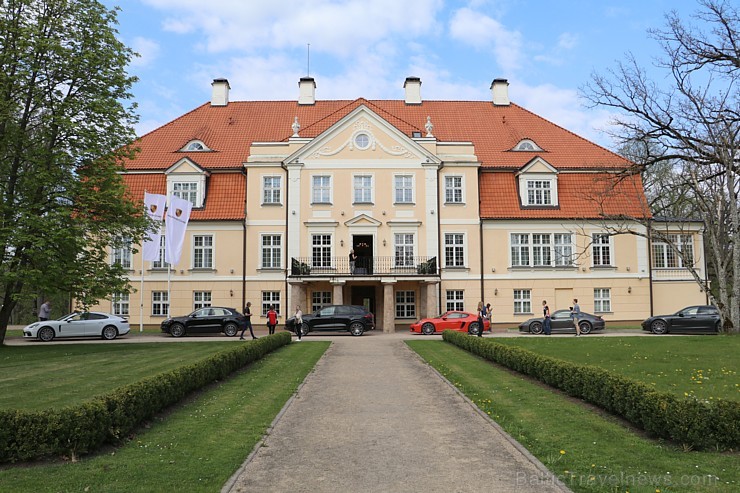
[476,301,485,337]
[571,298,581,336]
[38,300,51,321]
[294,305,303,341]
[240,301,257,340]
[349,249,357,274]
[266,305,278,335]
[542,300,551,335]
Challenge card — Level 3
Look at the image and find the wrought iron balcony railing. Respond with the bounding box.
[290,256,438,277]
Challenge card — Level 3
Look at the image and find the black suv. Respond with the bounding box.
[161,307,247,337]
[286,305,375,336]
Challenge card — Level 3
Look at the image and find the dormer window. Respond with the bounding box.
[166,159,208,208]
[182,140,209,152]
[514,139,541,151]
[516,158,559,207]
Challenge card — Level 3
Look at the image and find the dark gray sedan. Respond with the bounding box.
[641,305,720,334]
[518,309,605,335]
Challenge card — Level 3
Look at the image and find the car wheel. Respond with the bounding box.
[223,322,238,337]
[300,323,310,336]
[529,322,544,335]
[38,326,55,342]
[579,322,592,335]
[468,322,481,336]
[421,323,436,335]
[102,325,118,340]
[349,322,365,336]
[650,320,668,335]
[170,323,186,338]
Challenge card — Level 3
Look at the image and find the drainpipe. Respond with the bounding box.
[647,218,653,317]
[478,167,485,307]
[283,162,289,314]
[436,160,443,315]
[242,168,247,312]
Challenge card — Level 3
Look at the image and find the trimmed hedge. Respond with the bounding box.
[0,332,291,463]
[443,330,740,451]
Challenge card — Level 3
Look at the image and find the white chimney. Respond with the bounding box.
[491,78,510,106]
[298,77,316,105]
[404,77,422,105]
[211,78,230,106]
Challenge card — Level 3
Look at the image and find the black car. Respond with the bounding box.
[161,307,247,337]
[641,305,720,334]
[285,305,375,336]
[518,309,605,335]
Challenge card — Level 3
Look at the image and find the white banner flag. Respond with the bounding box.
[165,195,192,265]
[142,192,167,261]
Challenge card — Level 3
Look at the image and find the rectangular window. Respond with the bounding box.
[653,234,694,268]
[394,233,414,267]
[152,236,167,269]
[444,176,463,203]
[312,175,331,204]
[194,291,212,310]
[311,291,332,313]
[394,175,413,203]
[511,234,530,267]
[152,291,169,316]
[312,234,332,268]
[532,234,552,266]
[261,291,281,316]
[112,238,132,269]
[112,293,129,316]
[526,180,552,205]
[444,233,465,267]
[263,176,282,204]
[513,289,531,314]
[592,234,612,266]
[261,234,282,269]
[173,182,198,207]
[395,290,416,318]
[594,288,611,312]
[353,175,373,203]
[446,290,464,312]
[193,235,214,269]
[554,234,573,266]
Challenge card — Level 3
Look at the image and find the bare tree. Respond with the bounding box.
[582,0,740,333]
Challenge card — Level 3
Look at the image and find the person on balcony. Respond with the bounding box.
[349,249,357,274]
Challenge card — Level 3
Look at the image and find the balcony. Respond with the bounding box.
[290,256,438,277]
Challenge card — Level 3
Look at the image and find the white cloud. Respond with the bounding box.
[558,32,578,50]
[129,37,160,67]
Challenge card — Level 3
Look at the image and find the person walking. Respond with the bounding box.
[38,300,51,321]
[294,305,303,341]
[571,298,581,336]
[476,301,485,337]
[240,301,258,340]
[542,300,551,335]
[349,249,357,274]
[266,305,278,335]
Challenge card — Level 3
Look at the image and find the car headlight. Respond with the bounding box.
[26,323,40,330]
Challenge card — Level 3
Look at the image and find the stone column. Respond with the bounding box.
[289,282,306,313]
[332,281,345,305]
[426,281,439,316]
[382,280,395,333]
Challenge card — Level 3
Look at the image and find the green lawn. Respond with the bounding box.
[0,341,330,492]
[490,336,739,401]
[0,342,243,410]
[408,340,738,493]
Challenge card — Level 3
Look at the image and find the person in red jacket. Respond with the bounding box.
[266,305,279,335]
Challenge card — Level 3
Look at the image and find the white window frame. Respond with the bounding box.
[444,233,466,268]
[394,233,415,267]
[594,288,611,313]
[262,175,282,205]
[173,182,199,207]
[112,293,129,316]
[652,234,694,268]
[312,175,332,204]
[526,180,553,206]
[511,233,574,267]
[311,234,332,268]
[353,174,374,204]
[192,234,214,269]
[111,238,132,270]
[514,289,531,314]
[152,291,169,316]
[553,233,574,266]
[532,233,552,266]
[193,291,212,310]
[152,236,168,269]
[261,234,282,269]
[261,291,281,316]
[395,290,416,319]
[168,172,206,208]
[517,172,558,207]
[446,290,464,312]
[311,291,332,313]
[444,175,464,204]
[394,174,414,204]
[592,233,613,267]
[510,234,530,267]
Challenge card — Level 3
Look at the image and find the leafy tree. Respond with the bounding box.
[0,0,148,344]
[583,0,739,333]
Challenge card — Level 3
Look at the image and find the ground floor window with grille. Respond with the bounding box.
[513,289,531,314]
[194,291,212,310]
[395,290,416,318]
[311,291,332,313]
[112,293,129,316]
[594,288,611,313]
[446,290,464,312]
[152,291,169,316]
[262,291,281,316]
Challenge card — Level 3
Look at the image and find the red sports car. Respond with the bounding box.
[410,311,491,335]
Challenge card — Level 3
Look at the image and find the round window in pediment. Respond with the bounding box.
[354,133,370,150]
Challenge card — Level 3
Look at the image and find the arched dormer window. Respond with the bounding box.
[181,140,210,152]
[513,139,541,152]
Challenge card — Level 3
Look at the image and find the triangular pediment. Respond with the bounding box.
[286,105,440,165]
[516,157,558,175]
[165,158,209,176]
[344,214,382,227]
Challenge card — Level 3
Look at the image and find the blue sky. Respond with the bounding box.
[103,0,702,148]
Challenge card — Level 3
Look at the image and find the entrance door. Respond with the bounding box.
[353,235,373,274]
[351,286,375,315]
